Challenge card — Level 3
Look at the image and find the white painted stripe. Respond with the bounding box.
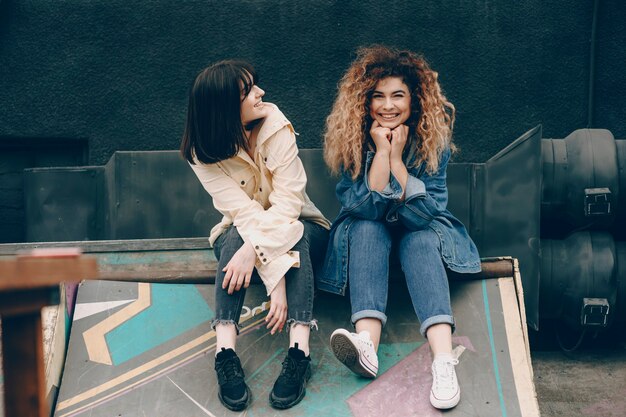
[167,377,217,417]
[73,300,135,321]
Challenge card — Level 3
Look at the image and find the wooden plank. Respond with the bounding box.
[0,257,98,291]
[2,312,47,417]
[0,252,99,417]
[499,277,540,416]
[1,241,512,283]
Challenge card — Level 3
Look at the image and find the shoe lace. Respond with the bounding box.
[433,358,459,389]
[218,357,244,385]
[277,355,301,385]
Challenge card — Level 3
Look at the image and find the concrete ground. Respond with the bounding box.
[530,322,626,417]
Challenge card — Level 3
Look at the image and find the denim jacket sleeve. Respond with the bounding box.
[390,147,451,230]
[336,151,403,220]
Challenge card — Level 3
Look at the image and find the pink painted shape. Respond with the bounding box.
[347,342,440,417]
[347,337,475,417]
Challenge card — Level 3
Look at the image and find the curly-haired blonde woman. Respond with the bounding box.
[318,45,480,410]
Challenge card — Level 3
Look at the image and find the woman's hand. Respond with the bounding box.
[266,277,287,334]
[390,124,409,163]
[370,120,392,154]
[222,241,257,295]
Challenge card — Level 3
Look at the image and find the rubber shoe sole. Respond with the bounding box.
[218,385,251,412]
[269,366,311,409]
[430,387,460,410]
[330,332,377,378]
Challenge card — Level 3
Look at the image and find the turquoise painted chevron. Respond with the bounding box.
[105,284,213,365]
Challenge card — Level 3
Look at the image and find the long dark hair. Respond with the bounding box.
[180,60,257,164]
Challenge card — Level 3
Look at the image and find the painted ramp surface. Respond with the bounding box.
[53,277,538,417]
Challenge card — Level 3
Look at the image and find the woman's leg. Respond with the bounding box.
[348,219,392,346]
[212,226,249,352]
[398,227,454,344]
[398,227,459,409]
[283,221,329,354]
[330,219,391,378]
[211,226,251,411]
[269,221,328,410]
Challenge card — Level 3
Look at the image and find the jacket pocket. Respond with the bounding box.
[230,167,256,195]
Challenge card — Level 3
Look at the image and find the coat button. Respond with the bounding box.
[259,252,264,256]
[259,188,262,192]
[263,258,267,263]
[264,157,267,162]
[255,245,259,250]
[240,180,245,185]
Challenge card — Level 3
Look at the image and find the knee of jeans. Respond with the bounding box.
[215,227,244,259]
[404,228,440,251]
[350,219,389,240]
[291,232,310,252]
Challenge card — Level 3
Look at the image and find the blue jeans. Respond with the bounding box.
[212,220,328,333]
[347,219,455,337]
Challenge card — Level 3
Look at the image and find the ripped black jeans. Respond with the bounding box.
[211,220,328,333]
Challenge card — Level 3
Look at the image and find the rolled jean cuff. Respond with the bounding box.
[420,314,455,338]
[211,319,241,335]
[351,309,388,327]
[287,318,319,332]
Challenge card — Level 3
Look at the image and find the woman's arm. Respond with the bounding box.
[392,147,451,230]
[368,120,392,192]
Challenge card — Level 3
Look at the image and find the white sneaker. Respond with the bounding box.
[330,328,378,378]
[430,354,460,409]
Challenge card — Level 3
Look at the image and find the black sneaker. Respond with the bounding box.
[269,343,312,409]
[214,348,251,411]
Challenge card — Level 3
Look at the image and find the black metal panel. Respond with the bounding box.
[447,164,473,234]
[23,167,105,242]
[106,151,217,240]
[298,149,340,221]
[476,126,543,330]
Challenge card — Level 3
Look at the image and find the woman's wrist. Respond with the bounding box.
[390,157,406,171]
[374,149,390,158]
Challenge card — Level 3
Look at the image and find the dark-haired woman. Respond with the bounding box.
[181,60,330,411]
[319,46,480,410]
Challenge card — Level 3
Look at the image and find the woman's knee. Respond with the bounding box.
[402,228,440,252]
[214,226,245,261]
[349,219,390,241]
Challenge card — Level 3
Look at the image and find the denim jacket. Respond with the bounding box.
[317,147,481,296]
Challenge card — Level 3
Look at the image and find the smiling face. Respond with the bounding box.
[240,80,269,126]
[369,76,412,129]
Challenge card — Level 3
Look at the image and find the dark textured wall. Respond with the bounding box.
[0,0,624,165]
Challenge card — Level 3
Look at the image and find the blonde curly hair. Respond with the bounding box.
[324,45,456,178]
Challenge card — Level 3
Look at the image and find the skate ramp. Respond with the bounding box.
[52,260,538,417]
